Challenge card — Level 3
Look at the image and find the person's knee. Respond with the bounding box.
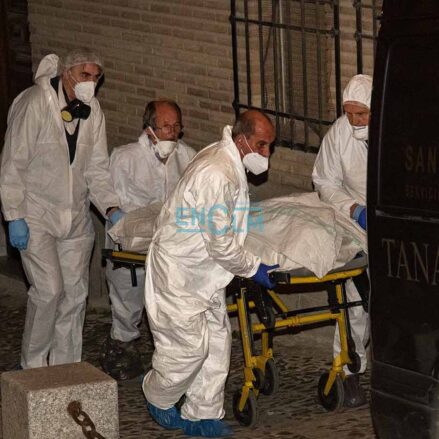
[28,277,64,304]
[157,336,209,385]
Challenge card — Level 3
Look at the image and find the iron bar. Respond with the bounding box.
[354,0,364,73]
[231,0,382,151]
[233,103,333,126]
[300,0,309,147]
[272,0,281,139]
[257,0,266,108]
[244,0,252,107]
[286,0,296,145]
[230,0,240,119]
[315,0,324,141]
[333,0,342,117]
[234,16,333,35]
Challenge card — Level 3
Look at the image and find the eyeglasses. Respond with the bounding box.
[155,123,182,134]
[70,69,103,84]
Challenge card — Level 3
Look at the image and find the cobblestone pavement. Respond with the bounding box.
[0,274,375,439]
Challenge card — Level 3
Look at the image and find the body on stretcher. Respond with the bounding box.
[102,249,368,427]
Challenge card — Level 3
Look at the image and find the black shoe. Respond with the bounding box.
[343,374,367,408]
[100,336,144,381]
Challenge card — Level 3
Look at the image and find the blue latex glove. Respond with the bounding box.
[352,205,367,230]
[109,208,124,225]
[8,219,29,251]
[251,263,279,289]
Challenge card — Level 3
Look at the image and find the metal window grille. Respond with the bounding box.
[230,0,383,152]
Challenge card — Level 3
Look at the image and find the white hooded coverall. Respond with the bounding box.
[0,54,119,369]
[142,126,260,421]
[106,132,196,342]
[312,74,371,374]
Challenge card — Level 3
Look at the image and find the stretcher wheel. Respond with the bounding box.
[252,367,265,390]
[347,352,361,374]
[261,359,279,396]
[233,389,258,427]
[317,372,344,411]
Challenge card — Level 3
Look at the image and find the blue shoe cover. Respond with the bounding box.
[183,419,233,437]
[147,402,185,430]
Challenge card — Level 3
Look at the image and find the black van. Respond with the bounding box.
[369,1,439,437]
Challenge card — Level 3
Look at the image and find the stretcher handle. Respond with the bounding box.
[101,249,146,266]
[102,249,144,287]
[269,271,289,284]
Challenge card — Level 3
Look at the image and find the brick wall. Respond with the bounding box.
[27,0,378,189]
[28,0,235,151]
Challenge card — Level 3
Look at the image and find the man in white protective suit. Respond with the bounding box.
[101,99,197,380]
[0,49,123,369]
[312,74,372,408]
[142,110,278,437]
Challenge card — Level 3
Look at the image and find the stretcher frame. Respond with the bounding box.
[228,255,367,426]
[102,249,367,426]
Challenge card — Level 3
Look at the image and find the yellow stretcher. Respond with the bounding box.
[102,249,368,427]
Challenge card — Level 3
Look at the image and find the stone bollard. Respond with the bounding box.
[1,362,119,439]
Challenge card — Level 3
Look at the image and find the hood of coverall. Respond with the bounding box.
[342,74,373,109]
[34,53,102,100]
[34,54,59,86]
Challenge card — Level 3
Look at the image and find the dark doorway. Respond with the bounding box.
[0,0,32,261]
[0,0,33,146]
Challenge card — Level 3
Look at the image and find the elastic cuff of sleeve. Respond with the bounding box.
[352,205,366,222]
[247,261,261,279]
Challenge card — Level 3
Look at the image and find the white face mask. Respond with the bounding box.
[69,72,96,104]
[74,81,96,104]
[241,136,269,175]
[149,128,177,159]
[352,125,368,141]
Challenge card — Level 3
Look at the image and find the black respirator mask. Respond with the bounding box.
[61,99,91,122]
